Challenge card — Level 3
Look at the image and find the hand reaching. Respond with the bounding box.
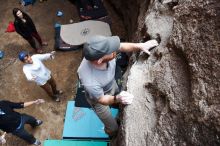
[116,91,134,105]
[50,51,56,59]
[0,132,6,144]
[35,99,45,104]
[139,40,159,55]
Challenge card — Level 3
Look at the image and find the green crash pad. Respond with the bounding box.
[44,140,108,146]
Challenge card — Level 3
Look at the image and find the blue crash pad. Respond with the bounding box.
[44,140,108,146]
[63,101,118,140]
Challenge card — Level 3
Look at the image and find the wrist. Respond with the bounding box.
[34,100,37,104]
[114,95,118,103]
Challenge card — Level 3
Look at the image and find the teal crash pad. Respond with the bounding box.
[62,101,118,140]
[44,140,108,146]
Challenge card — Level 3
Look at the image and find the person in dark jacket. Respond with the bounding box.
[13,8,47,53]
[0,99,45,145]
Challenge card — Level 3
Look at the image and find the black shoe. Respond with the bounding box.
[35,120,43,127]
[33,139,41,146]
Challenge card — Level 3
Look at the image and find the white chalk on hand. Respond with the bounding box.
[116,91,134,105]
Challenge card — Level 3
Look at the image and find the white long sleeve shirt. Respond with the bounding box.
[23,53,52,85]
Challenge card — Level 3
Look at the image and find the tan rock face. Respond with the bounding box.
[108,0,220,146]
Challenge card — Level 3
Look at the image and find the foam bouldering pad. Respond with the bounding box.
[60,20,111,46]
[54,26,81,51]
[62,101,118,140]
[44,140,108,146]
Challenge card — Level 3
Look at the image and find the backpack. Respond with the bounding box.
[5,22,15,33]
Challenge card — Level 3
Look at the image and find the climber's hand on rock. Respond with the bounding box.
[116,91,134,105]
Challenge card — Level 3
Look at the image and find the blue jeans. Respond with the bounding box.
[12,114,37,144]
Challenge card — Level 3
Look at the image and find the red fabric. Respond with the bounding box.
[5,22,15,32]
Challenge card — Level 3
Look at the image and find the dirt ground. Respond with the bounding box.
[0,0,125,146]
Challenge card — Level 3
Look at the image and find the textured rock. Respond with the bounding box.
[108,0,220,146]
[169,0,220,145]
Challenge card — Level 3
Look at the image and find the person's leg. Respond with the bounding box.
[48,76,63,101]
[22,114,37,127]
[40,82,53,97]
[86,97,118,136]
[41,78,61,101]
[22,114,43,127]
[47,76,58,94]
[47,76,62,95]
[94,103,118,136]
[26,37,37,50]
[31,32,44,46]
[26,35,42,53]
[32,31,48,47]
[12,128,36,144]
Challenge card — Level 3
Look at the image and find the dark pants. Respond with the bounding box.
[26,32,43,50]
[40,76,59,99]
[12,114,37,144]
